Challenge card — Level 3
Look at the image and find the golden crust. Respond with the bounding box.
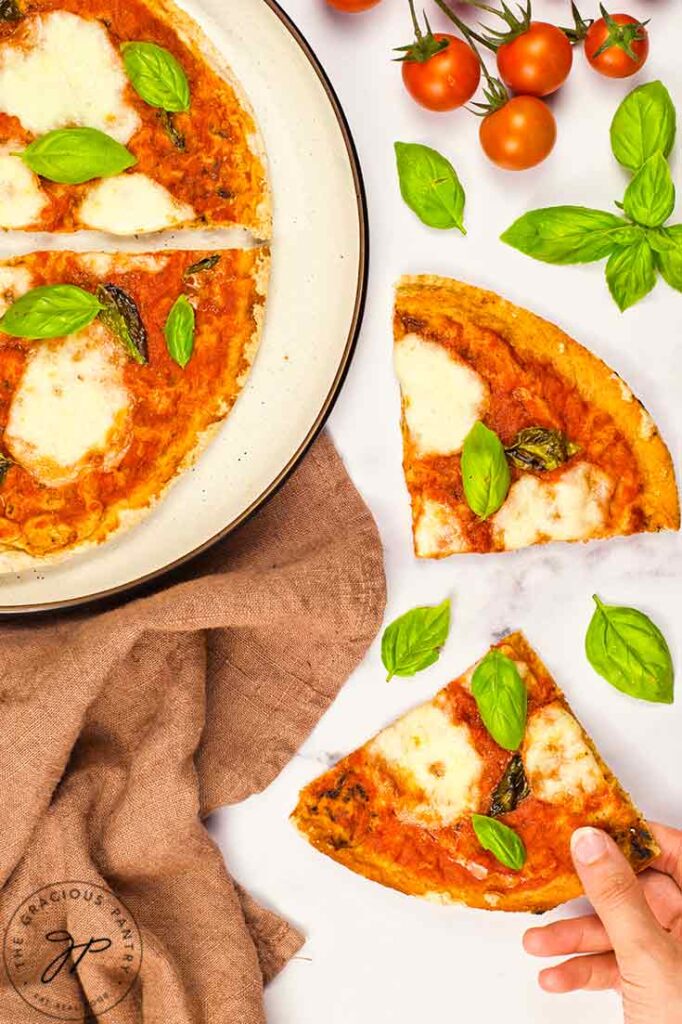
[396,275,679,541]
[292,632,658,913]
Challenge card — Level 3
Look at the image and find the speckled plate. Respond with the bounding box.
[0,0,367,614]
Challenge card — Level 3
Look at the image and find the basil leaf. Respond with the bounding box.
[394,142,466,233]
[652,224,682,291]
[586,595,674,704]
[501,206,641,265]
[505,427,580,472]
[184,254,221,279]
[0,454,13,486]
[122,42,190,113]
[159,109,186,151]
[471,649,527,751]
[0,0,22,21]
[461,422,510,520]
[605,239,657,311]
[164,294,195,368]
[610,81,676,172]
[489,754,530,817]
[472,814,526,871]
[97,284,148,365]
[20,127,136,185]
[623,152,675,228]
[381,598,451,682]
[0,285,102,340]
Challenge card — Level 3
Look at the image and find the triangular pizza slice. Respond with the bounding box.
[394,276,678,558]
[0,0,269,236]
[292,633,657,912]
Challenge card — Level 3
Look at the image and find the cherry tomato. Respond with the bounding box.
[585,13,649,78]
[479,95,557,171]
[497,22,573,97]
[326,0,381,11]
[402,33,481,112]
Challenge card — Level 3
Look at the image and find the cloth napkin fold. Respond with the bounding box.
[0,432,386,1024]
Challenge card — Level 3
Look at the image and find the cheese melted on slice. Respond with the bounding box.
[414,497,470,557]
[370,702,483,827]
[79,174,196,235]
[0,12,140,144]
[523,703,605,804]
[5,325,132,487]
[0,148,47,229]
[492,462,613,550]
[394,334,487,457]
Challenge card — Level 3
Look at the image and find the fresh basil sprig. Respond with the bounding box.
[472,813,526,871]
[165,294,196,368]
[585,595,674,704]
[461,422,510,520]
[0,285,102,339]
[394,142,466,233]
[502,81,682,312]
[471,649,527,751]
[20,128,136,185]
[122,42,190,113]
[381,598,451,682]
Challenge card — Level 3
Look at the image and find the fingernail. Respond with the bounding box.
[571,827,608,866]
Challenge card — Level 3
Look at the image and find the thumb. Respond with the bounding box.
[571,827,663,963]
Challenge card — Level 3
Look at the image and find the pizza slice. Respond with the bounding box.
[0,0,269,236]
[0,246,268,570]
[292,632,658,912]
[394,275,679,558]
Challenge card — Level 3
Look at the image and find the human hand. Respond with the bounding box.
[523,823,682,1023]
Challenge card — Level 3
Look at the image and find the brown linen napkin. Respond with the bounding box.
[0,431,386,1024]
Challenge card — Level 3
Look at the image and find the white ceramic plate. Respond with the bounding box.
[0,0,367,613]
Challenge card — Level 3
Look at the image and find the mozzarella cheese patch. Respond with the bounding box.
[414,497,470,557]
[370,702,483,827]
[395,334,487,457]
[0,265,33,316]
[0,12,140,144]
[5,325,132,487]
[79,175,196,235]
[0,150,47,229]
[492,462,613,550]
[523,703,604,804]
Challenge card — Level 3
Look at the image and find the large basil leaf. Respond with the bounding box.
[394,142,466,233]
[472,814,526,871]
[20,128,136,185]
[610,81,676,172]
[97,285,148,365]
[586,596,674,704]
[605,239,657,311]
[0,285,102,339]
[381,598,451,681]
[122,42,190,113]
[461,422,510,520]
[501,207,641,265]
[489,754,530,817]
[471,649,527,751]
[623,152,675,228]
[164,294,195,368]
[652,224,682,291]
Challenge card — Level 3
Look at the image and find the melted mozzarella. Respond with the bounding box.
[79,174,195,235]
[370,702,483,827]
[0,264,32,316]
[395,334,487,457]
[492,462,613,550]
[523,704,605,804]
[414,497,470,557]
[77,253,170,276]
[5,325,132,487]
[0,149,47,229]
[0,12,140,143]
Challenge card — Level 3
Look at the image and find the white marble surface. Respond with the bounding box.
[210,2,682,1021]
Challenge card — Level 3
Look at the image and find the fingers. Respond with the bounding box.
[571,828,665,962]
[649,822,682,888]
[524,914,610,957]
[641,870,682,939]
[538,952,621,994]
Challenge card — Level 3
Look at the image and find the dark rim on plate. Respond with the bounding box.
[0,0,370,617]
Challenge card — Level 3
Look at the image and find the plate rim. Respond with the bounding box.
[0,0,369,617]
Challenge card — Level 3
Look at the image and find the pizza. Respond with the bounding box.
[0,246,268,570]
[0,0,270,236]
[394,276,679,558]
[292,632,658,912]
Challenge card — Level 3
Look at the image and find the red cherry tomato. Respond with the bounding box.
[497,22,573,97]
[326,0,381,11]
[402,33,481,112]
[585,13,649,78]
[479,95,557,171]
